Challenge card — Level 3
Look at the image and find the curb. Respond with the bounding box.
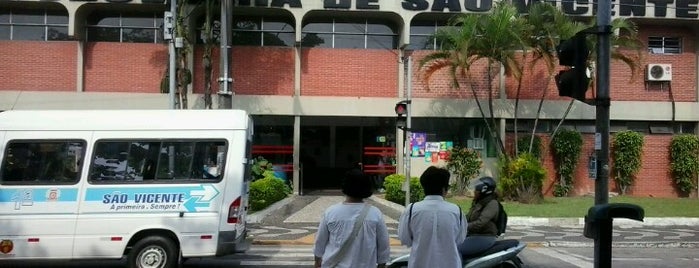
[246,196,294,224]
[251,239,699,248]
[368,196,699,227]
[252,237,404,246]
[369,195,407,212]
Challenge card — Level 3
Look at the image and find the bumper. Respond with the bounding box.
[216,229,251,257]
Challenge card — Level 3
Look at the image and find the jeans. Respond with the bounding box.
[457,235,497,257]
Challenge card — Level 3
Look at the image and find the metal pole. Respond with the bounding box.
[168,0,177,109]
[404,55,412,207]
[594,0,612,267]
[218,0,233,109]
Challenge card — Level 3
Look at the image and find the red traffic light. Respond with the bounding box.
[395,101,409,116]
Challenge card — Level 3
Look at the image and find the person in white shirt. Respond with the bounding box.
[397,166,468,268]
[313,169,391,268]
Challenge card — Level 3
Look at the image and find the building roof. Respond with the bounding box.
[0,110,250,131]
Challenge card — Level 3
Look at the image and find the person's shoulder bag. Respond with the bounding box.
[323,204,371,268]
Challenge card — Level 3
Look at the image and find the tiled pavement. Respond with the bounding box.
[247,194,699,247]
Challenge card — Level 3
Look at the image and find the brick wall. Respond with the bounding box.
[301,48,398,97]
[630,25,696,102]
[84,42,167,93]
[625,135,679,197]
[0,41,77,91]
[504,27,697,101]
[505,132,679,197]
[192,46,294,95]
[411,50,499,99]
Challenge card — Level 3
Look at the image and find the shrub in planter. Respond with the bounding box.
[670,134,699,196]
[612,130,644,195]
[499,153,546,203]
[446,147,482,196]
[383,173,424,205]
[550,129,583,197]
[249,171,291,212]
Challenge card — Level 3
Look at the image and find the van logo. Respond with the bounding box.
[46,189,60,202]
[86,185,220,213]
[0,240,13,254]
[184,185,220,212]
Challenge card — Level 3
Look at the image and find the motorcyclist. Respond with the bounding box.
[457,176,500,257]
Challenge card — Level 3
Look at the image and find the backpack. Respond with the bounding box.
[495,201,508,236]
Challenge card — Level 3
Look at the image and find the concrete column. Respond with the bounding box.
[76,41,84,92]
[293,115,301,195]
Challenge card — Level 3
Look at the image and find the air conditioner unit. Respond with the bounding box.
[646,64,672,81]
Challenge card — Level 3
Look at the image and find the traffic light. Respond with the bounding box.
[555,33,590,102]
[395,100,409,129]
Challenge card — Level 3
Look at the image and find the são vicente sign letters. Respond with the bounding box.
[69,0,699,19]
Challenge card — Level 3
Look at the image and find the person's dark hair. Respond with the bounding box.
[420,166,451,195]
[342,169,373,199]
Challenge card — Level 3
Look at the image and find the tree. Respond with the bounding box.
[612,131,644,195]
[175,2,192,109]
[420,2,529,158]
[520,3,586,155]
[550,17,644,140]
[200,0,220,109]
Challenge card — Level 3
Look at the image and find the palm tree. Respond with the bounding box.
[420,2,529,158]
[175,1,192,109]
[549,17,644,141]
[200,0,219,109]
[521,3,587,155]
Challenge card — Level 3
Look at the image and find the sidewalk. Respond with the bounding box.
[246,194,699,247]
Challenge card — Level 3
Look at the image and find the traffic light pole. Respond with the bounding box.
[404,55,413,207]
[218,0,233,109]
[594,0,612,267]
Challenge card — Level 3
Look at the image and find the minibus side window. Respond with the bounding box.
[0,140,85,185]
[89,139,226,184]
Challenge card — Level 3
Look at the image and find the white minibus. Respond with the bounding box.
[0,109,253,267]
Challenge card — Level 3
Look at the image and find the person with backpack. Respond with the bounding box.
[457,176,507,257]
[397,166,467,268]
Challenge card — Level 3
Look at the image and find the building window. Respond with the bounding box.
[89,140,227,183]
[1,140,86,185]
[408,20,449,50]
[648,36,681,54]
[302,18,398,49]
[86,12,163,43]
[195,16,295,46]
[0,8,69,41]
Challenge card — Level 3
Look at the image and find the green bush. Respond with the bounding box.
[251,156,273,182]
[517,134,543,159]
[499,153,546,203]
[612,130,644,195]
[249,172,291,212]
[550,129,583,197]
[446,147,482,195]
[670,134,699,196]
[383,173,424,205]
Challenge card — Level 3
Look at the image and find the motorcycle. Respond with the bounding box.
[387,239,526,268]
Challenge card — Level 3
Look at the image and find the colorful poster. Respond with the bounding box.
[446,141,454,151]
[410,132,427,157]
[438,151,449,160]
[425,142,441,152]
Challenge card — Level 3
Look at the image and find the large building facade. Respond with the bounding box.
[1,0,698,197]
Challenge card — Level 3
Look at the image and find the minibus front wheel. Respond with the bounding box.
[127,235,180,268]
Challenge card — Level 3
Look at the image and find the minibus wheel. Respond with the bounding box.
[127,236,179,268]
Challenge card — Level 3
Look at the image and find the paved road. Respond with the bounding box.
[3,246,698,267]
